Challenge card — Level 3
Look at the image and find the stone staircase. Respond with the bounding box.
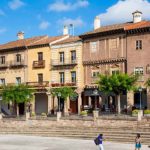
[0,125,150,145]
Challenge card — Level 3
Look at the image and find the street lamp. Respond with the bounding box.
[139,87,142,110]
[58,92,61,112]
[0,95,2,114]
[93,89,98,110]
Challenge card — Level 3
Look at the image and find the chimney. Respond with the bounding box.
[63,25,69,35]
[132,10,142,23]
[17,31,24,40]
[94,16,101,30]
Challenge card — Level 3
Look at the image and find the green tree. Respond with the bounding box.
[97,73,138,114]
[51,87,76,115]
[145,78,150,87]
[2,84,34,116]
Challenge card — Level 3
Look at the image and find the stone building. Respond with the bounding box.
[79,11,150,112]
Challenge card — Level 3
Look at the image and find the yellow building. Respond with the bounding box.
[50,36,84,114]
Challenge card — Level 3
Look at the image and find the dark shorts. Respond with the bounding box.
[135,143,141,148]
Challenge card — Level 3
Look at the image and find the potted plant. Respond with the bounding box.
[132,109,139,117]
[80,110,88,117]
[144,110,150,117]
[41,112,47,118]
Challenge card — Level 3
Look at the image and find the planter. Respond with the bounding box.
[144,114,150,117]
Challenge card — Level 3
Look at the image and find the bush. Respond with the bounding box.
[41,112,47,116]
[132,109,139,114]
[80,111,87,116]
[144,110,150,114]
[31,112,36,117]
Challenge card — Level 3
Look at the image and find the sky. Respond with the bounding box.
[0,0,150,44]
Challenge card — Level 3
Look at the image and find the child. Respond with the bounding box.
[135,133,141,150]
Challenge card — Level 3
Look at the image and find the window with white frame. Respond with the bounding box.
[59,52,64,63]
[0,56,5,64]
[136,40,142,50]
[134,67,144,75]
[0,78,5,85]
[16,77,21,85]
[90,42,97,53]
[112,70,119,75]
[92,70,100,77]
[60,72,65,83]
[71,71,76,83]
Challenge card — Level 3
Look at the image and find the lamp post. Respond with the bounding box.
[93,89,98,110]
[58,92,61,112]
[0,95,2,119]
[139,87,142,110]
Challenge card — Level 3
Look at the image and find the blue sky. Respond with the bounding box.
[0,0,150,44]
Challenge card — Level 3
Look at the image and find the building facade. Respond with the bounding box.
[50,36,84,114]
[80,11,150,112]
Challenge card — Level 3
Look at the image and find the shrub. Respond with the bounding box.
[41,112,47,116]
[144,110,150,114]
[80,110,87,116]
[132,109,139,115]
[31,112,36,117]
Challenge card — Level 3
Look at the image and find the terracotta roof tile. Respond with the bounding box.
[52,36,81,45]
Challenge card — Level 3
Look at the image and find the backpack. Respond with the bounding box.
[94,137,99,145]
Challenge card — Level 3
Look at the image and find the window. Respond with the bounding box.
[16,77,21,85]
[136,40,142,50]
[38,74,43,83]
[134,67,144,75]
[71,51,76,63]
[16,54,21,62]
[71,71,76,83]
[60,72,65,83]
[0,56,5,64]
[38,52,43,61]
[59,52,64,63]
[90,42,97,53]
[92,71,100,77]
[110,38,118,49]
[112,70,119,75]
[0,78,5,85]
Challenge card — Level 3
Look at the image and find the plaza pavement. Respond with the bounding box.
[0,135,149,150]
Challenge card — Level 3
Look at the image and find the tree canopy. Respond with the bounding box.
[97,73,138,95]
[51,86,76,101]
[2,84,34,104]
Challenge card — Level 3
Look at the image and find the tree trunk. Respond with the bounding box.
[117,95,121,114]
[64,98,69,116]
[16,104,19,117]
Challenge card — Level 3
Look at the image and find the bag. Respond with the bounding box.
[94,137,99,145]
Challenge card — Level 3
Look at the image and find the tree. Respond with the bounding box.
[145,78,150,88]
[2,84,34,116]
[51,87,76,115]
[97,73,138,114]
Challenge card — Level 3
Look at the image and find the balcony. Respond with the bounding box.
[51,81,77,87]
[51,59,77,68]
[0,62,8,69]
[26,81,49,88]
[9,60,25,68]
[33,60,45,68]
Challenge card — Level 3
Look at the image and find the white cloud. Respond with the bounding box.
[39,21,50,30]
[98,0,150,25]
[48,0,89,12]
[0,28,7,34]
[0,9,5,16]
[8,0,25,10]
[58,17,85,28]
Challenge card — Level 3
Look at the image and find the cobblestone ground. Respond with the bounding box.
[0,135,149,150]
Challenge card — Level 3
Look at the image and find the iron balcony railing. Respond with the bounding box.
[33,60,45,68]
[51,58,77,67]
[9,60,25,67]
[51,80,77,87]
[26,81,49,87]
[0,62,8,69]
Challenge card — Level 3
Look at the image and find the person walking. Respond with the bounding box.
[98,134,104,150]
[135,133,141,150]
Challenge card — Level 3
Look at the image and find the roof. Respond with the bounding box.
[0,35,66,51]
[80,21,150,37]
[52,36,81,45]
